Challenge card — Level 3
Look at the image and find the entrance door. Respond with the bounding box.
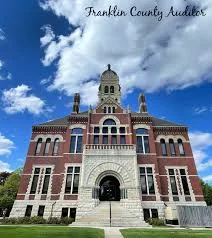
[99,176,120,201]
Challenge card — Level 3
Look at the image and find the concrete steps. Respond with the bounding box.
[71,201,150,227]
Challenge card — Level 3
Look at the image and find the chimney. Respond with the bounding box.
[139,93,148,113]
[72,93,80,114]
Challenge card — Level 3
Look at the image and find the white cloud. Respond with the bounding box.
[193,106,212,115]
[0,28,5,40]
[40,25,55,47]
[39,0,212,105]
[189,131,212,172]
[0,160,12,172]
[1,84,52,115]
[202,174,212,182]
[0,133,15,157]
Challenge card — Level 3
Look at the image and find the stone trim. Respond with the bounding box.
[155,135,188,143]
[99,115,120,125]
[69,124,86,129]
[33,134,64,142]
[133,124,150,130]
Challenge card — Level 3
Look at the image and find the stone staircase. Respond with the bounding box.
[71,201,150,227]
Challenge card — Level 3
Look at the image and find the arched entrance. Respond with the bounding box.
[99,175,120,201]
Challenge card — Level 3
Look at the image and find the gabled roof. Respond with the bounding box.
[95,97,124,110]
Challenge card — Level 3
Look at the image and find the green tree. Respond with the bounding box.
[200,179,212,206]
[0,169,22,215]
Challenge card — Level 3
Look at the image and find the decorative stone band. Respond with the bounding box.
[84,144,136,150]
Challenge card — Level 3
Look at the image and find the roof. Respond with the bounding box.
[35,111,185,127]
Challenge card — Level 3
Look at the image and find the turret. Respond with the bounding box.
[139,93,148,113]
[72,93,80,114]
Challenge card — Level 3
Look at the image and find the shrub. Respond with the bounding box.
[17,217,31,224]
[29,216,46,224]
[147,218,165,226]
[47,217,61,224]
[60,217,74,225]
[1,218,17,224]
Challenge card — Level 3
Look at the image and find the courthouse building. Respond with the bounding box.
[10,65,206,226]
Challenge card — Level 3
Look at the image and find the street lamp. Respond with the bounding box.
[106,186,112,227]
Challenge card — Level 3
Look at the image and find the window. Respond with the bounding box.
[180,169,190,195]
[112,107,115,113]
[44,138,51,155]
[61,208,68,217]
[104,107,107,113]
[112,135,117,144]
[168,169,178,198]
[70,128,83,153]
[94,127,99,134]
[53,138,59,155]
[104,86,109,93]
[30,168,40,194]
[37,205,45,217]
[42,168,51,194]
[111,127,117,134]
[169,139,176,156]
[102,127,108,134]
[108,107,111,113]
[25,205,33,217]
[160,139,167,156]
[65,166,80,194]
[103,135,108,144]
[136,128,149,154]
[178,139,185,156]
[120,127,125,134]
[35,138,42,155]
[61,208,76,220]
[143,208,158,221]
[120,135,126,144]
[103,119,116,125]
[110,86,114,93]
[139,167,155,195]
[93,135,99,144]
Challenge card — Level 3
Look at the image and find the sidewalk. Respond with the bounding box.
[104,227,124,238]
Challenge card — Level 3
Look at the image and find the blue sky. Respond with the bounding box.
[0,0,211,183]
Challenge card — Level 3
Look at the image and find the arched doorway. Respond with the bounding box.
[99,175,120,201]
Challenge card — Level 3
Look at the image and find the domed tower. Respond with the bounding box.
[98,64,121,104]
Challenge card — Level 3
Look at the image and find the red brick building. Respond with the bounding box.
[10,65,206,226]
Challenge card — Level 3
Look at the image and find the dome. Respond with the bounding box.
[101,64,119,80]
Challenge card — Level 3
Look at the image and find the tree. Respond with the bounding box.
[0,172,11,185]
[200,179,212,206]
[0,169,22,216]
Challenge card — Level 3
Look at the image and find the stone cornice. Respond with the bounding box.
[32,126,67,133]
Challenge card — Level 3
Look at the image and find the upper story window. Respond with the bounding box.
[30,168,40,194]
[44,138,51,155]
[93,127,99,144]
[104,86,109,93]
[42,168,51,194]
[178,139,185,156]
[169,139,176,156]
[70,128,83,153]
[160,139,167,156]
[103,119,116,125]
[110,86,114,93]
[136,128,150,154]
[52,138,59,155]
[35,138,42,156]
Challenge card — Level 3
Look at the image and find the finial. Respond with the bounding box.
[107,64,111,71]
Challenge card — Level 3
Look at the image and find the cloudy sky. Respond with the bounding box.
[0,0,211,182]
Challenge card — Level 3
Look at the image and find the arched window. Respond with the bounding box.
[104,107,107,113]
[111,127,117,134]
[112,107,115,113]
[44,138,51,155]
[70,128,83,153]
[169,139,176,156]
[35,138,42,155]
[136,128,149,154]
[103,119,116,125]
[160,139,167,156]
[104,86,109,93]
[178,139,185,156]
[53,138,59,155]
[108,107,111,113]
[110,86,114,93]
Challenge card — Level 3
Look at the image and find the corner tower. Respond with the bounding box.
[98,64,121,104]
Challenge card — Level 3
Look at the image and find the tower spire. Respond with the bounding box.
[139,93,148,113]
[72,93,80,114]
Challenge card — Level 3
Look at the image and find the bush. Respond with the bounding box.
[60,217,74,225]
[17,217,31,224]
[47,217,61,224]
[1,218,17,224]
[30,216,46,224]
[147,218,165,226]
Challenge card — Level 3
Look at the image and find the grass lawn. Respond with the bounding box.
[120,229,212,238]
[0,226,104,238]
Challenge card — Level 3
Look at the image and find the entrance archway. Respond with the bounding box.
[99,175,120,201]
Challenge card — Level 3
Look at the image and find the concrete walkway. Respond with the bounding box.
[104,227,124,238]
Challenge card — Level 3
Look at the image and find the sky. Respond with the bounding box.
[0,0,211,183]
